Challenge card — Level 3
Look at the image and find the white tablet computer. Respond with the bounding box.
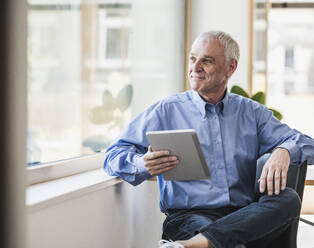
[146,129,210,181]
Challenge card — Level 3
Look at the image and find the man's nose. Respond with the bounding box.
[193,60,203,72]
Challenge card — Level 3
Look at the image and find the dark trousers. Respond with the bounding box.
[162,187,301,248]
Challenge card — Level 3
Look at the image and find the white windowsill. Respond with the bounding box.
[306,165,314,180]
[27,152,106,185]
[26,168,122,213]
[26,165,314,214]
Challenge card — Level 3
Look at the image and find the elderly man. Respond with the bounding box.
[104,31,314,248]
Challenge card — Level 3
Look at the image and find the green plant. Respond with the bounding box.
[83,84,134,152]
[88,84,133,125]
[230,85,283,120]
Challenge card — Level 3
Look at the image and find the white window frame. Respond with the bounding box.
[27,152,105,185]
[26,4,122,185]
[26,0,190,186]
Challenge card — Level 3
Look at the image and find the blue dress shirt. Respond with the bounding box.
[104,90,314,212]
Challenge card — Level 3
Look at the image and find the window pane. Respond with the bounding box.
[252,0,267,94]
[27,0,185,165]
[105,29,129,59]
[268,7,314,137]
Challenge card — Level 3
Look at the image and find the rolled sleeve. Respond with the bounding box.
[134,154,153,182]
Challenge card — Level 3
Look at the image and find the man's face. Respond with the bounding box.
[188,38,235,97]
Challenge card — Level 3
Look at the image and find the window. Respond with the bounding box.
[251,0,314,139]
[285,46,294,69]
[251,0,268,94]
[27,0,185,180]
[267,6,314,138]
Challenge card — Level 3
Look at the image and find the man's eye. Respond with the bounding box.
[202,59,213,64]
[189,56,196,62]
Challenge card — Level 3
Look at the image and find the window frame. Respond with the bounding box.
[26,0,191,186]
[27,152,105,185]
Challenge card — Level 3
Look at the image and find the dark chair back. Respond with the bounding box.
[255,153,308,248]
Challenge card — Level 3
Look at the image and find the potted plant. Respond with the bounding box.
[230,85,282,120]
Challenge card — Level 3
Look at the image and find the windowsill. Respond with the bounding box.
[26,168,122,213]
[26,165,314,214]
[27,152,106,185]
[306,165,314,179]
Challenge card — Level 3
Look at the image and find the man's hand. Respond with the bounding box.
[259,148,290,195]
[143,146,179,176]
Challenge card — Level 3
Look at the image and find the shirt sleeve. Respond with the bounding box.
[256,103,314,166]
[103,101,166,185]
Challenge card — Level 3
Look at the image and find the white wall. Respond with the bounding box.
[27,181,164,248]
[190,0,249,90]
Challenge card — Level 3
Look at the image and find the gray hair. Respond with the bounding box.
[194,31,240,63]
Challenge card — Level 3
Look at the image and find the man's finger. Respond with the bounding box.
[144,150,169,160]
[146,156,178,168]
[281,170,287,191]
[149,145,153,152]
[267,169,274,195]
[259,167,268,193]
[274,169,281,195]
[149,162,178,176]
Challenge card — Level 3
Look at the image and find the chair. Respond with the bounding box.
[255,153,308,248]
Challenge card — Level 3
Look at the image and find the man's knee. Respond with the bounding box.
[277,187,301,217]
[260,187,301,218]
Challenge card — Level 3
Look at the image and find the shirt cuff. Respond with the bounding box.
[134,154,153,181]
[276,142,300,166]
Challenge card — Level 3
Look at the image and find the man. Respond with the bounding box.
[104,31,314,248]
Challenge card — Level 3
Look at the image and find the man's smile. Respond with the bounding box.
[191,74,206,80]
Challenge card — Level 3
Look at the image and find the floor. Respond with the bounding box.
[297,215,314,248]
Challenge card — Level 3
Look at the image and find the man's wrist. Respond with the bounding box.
[273,147,290,156]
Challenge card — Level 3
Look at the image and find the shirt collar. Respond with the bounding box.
[190,89,229,118]
[219,89,229,113]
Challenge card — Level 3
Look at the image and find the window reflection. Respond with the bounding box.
[267,6,314,137]
[27,1,185,165]
[28,3,132,164]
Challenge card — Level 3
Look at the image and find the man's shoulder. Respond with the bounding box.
[228,92,265,110]
[141,91,192,117]
[160,91,191,105]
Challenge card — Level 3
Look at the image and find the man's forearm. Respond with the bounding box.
[104,145,151,186]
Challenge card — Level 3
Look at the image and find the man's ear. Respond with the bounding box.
[227,59,238,77]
